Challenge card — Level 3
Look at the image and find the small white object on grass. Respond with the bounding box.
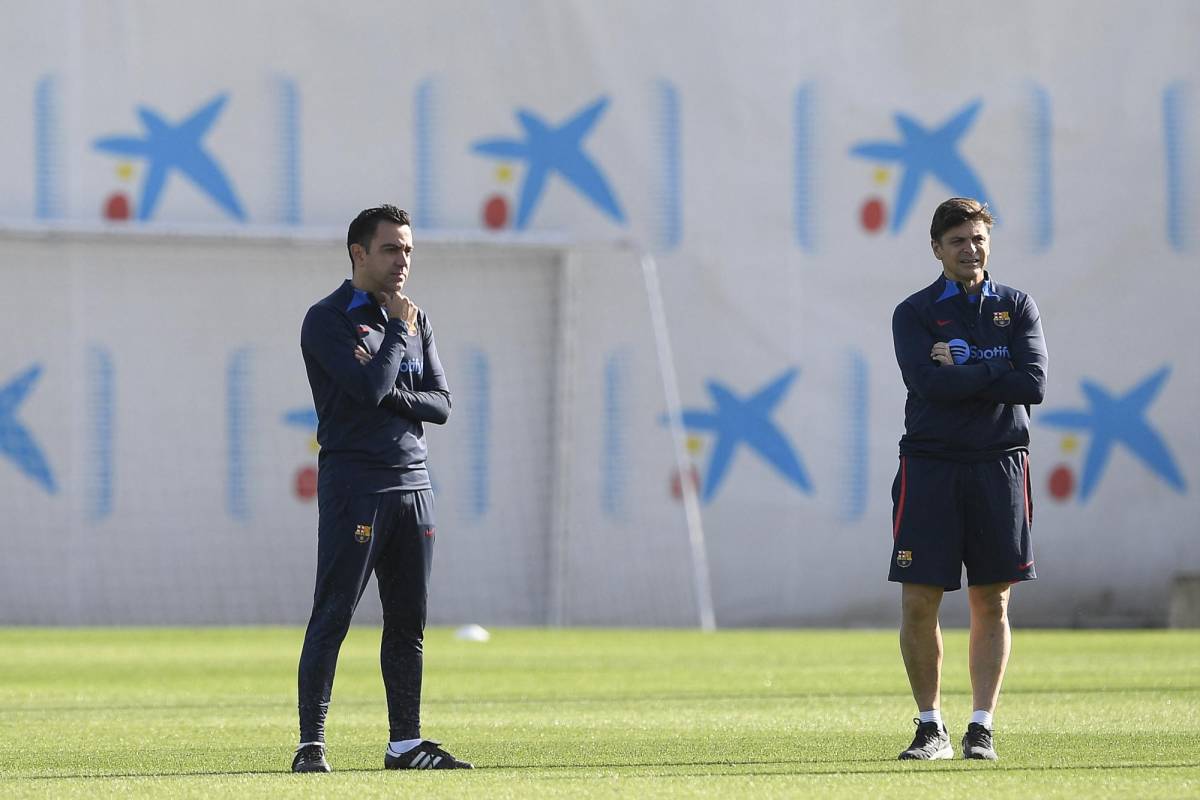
[454,624,491,642]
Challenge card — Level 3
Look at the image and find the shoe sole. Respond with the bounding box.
[962,749,998,760]
[384,756,473,770]
[898,746,954,760]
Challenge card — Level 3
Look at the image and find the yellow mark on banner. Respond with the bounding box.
[872,167,890,185]
[116,162,135,181]
[1061,435,1079,455]
[496,164,514,183]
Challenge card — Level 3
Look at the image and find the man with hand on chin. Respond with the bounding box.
[293,204,471,773]
[889,198,1048,761]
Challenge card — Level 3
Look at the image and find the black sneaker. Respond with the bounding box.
[961,722,998,760]
[291,743,331,773]
[384,739,474,770]
[898,718,953,760]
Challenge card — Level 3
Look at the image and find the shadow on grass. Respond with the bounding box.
[13,759,1200,782]
[11,683,1200,715]
[500,762,1200,786]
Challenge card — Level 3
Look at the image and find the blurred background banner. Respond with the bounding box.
[0,1,1197,626]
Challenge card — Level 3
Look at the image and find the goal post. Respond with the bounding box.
[0,224,715,629]
[542,246,715,630]
[639,253,716,632]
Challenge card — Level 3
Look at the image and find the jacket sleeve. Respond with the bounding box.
[975,293,1048,405]
[892,301,1010,401]
[301,304,406,407]
[379,313,451,424]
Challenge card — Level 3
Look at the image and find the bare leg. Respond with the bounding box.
[967,582,1012,714]
[900,584,945,711]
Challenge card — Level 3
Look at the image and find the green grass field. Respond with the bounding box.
[1,627,1197,798]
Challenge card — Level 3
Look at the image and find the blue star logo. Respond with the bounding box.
[1040,366,1186,501]
[0,364,57,494]
[472,97,625,229]
[666,369,811,503]
[850,100,992,233]
[94,94,246,221]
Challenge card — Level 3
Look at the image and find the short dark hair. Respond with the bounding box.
[346,205,411,271]
[930,197,994,242]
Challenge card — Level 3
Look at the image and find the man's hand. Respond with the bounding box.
[354,344,371,365]
[378,292,419,334]
[930,342,954,366]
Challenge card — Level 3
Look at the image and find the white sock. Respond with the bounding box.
[296,741,324,751]
[917,709,943,726]
[970,709,993,729]
[388,738,423,755]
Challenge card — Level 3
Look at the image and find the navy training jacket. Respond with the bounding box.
[301,279,450,494]
[892,272,1047,462]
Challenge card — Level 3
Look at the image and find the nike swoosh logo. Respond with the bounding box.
[1017,561,1034,570]
[936,319,953,327]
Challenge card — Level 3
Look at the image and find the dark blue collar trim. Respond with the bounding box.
[936,274,997,303]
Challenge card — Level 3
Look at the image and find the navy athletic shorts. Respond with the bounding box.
[888,453,1036,590]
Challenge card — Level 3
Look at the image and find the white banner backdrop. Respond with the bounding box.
[0,0,1197,625]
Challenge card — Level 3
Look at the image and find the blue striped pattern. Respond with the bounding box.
[86,346,114,522]
[1028,84,1054,252]
[34,74,62,219]
[1164,82,1190,252]
[655,80,682,250]
[841,350,868,521]
[226,348,252,520]
[465,347,489,517]
[602,349,630,519]
[793,83,816,252]
[277,76,301,225]
[414,78,440,229]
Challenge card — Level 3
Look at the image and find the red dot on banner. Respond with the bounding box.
[669,466,701,501]
[104,193,132,221]
[483,195,508,229]
[1048,464,1074,501]
[860,197,886,232]
[295,465,317,501]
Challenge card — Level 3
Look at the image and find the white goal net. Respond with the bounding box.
[0,227,711,628]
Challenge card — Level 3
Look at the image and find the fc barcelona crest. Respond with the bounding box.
[896,550,913,568]
[354,524,372,543]
[992,311,1011,328]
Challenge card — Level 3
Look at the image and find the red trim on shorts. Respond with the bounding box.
[1022,452,1032,526]
[893,456,907,541]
